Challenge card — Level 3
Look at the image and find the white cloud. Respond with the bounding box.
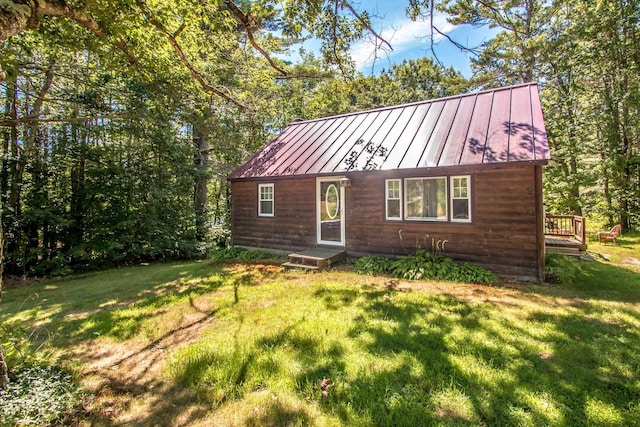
[350,13,456,70]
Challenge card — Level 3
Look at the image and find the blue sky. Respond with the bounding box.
[349,0,500,76]
[293,1,500,77]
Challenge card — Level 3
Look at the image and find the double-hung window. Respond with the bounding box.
[385,179,402,220]
[404,177,448,221]
[450,176,471,222]
[258,183,274,217]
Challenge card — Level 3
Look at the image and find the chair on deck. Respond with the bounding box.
[597,224,621,245]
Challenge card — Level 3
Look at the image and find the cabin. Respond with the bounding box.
[228,83,550,281]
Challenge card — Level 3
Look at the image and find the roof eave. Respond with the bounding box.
[228,158,550,181]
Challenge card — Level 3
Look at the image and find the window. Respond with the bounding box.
[258,183,274,217]
[451,176,471,222]
[385,179,402,220]
[405,177,447,221]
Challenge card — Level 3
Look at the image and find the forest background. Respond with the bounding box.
[0,0,639,279]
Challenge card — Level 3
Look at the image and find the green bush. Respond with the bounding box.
[354,256,393,275]
[1,325,54,373]
[0,366,84,426]
[545,253,583,284]
[391,250,442,280]
[388,250,497,284]
[212,226,231,249]
[211,246,274,262]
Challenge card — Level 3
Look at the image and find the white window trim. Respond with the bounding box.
[258,183,274,217]
[450,175,472,223]
[385,179,402,220]
[404,176,448,222]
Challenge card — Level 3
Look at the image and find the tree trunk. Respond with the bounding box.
[0,192,8,389]
[193,123,209,243]
[0,344,8,390]
[0,64,9,389]
[568,154,582,216]
[68,123,86,253]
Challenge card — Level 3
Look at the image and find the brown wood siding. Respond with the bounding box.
[231,178,316,250]
[344,166,541,279]
[231,165,544,280]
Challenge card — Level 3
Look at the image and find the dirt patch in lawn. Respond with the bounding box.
[621,257,640,269]
[2,275,42,289]
[74,311,216,426]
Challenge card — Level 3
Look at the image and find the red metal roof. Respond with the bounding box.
[230,83,550,179]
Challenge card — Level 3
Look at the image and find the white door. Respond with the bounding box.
[317,177,345,246]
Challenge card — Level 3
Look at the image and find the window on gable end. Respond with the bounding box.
[258,183,274,217]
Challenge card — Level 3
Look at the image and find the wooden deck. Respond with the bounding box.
[545,236,587,256]
[545,215,587,256]
[283,247,346,271]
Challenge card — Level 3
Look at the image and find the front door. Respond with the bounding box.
[317,177,345,246]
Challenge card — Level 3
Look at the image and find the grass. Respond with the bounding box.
[1,235,640,426]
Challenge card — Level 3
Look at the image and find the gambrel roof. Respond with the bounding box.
[229,82,549,180]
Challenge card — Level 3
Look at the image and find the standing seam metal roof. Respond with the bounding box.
[229,82,550,179]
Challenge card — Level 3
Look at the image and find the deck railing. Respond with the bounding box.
[545,215,586,244]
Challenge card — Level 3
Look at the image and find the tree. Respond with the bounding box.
[578,0,640,230]
[0,197,6,390]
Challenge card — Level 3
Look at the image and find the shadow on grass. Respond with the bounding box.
[310,286,640,426]
[81,371,210,426]
[539,255,640,303]
[1,261,280,347]
[243,401,313,427]
[330,292,470,425]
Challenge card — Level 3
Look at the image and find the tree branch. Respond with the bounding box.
[36,1,140,69]
[135,0,247,109]
[221,0,288,75]
[340,0,392,52]
[420,0,479,67]
[432,26,480,54]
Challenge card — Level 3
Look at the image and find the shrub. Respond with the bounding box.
[0,366,84,426]
[354,256,393,275]
[211,246,275,262]
[390,250,442,280]
[1,325,54,373]
[389,250,497,284]
[545,253,582,284]
[212,226,231,249]
[454,262,498,284]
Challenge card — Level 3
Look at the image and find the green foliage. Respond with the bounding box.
[545,254,584,285]
[390,250,442,280]
[0,366,84,427]
[0,324,53,372]
[355,250,497,284]
[211,226,232,249]
[211,247,275,262]
[389,250,497,284]
[353,255,393,275]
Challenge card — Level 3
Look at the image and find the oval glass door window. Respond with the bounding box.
[325,184,340,219]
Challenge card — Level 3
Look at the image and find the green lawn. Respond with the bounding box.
[2,235,640,426]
